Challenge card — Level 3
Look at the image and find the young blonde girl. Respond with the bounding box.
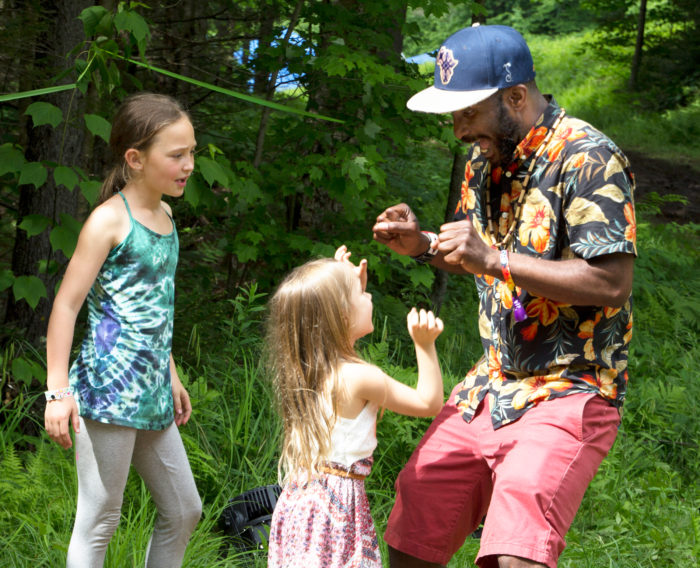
[44,93,201,567]
[266,245,444,567]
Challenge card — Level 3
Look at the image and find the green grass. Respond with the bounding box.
[527,32,700,168]
[1,218,698,567]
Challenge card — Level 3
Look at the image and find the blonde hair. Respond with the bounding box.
[98,93,190,203]
[265,258,362,483]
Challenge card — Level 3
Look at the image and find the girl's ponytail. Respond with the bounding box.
[97,164,128,204]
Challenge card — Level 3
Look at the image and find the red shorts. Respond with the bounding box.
[384,386,620,568]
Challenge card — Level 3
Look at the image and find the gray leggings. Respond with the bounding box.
[67,417,202,568]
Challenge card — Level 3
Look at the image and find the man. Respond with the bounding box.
[373,24,636,568]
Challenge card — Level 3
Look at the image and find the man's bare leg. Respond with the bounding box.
[388,546,445,568]
[498,555,548,568]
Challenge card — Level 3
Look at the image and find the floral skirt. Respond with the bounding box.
[267,458,380,568]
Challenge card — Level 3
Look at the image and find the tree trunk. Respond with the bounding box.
[629,0,647,90]
[3,0,91,345]
[253,0,304,168]
[430,150,467,314]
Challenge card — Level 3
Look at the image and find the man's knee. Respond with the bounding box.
[388,545,445,568]
[497,555,548,568]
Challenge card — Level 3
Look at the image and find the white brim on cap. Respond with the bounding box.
[407,85,498,114]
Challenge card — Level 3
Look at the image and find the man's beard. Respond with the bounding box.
[495,97,521,167]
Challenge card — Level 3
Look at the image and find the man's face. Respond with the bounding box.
[452,90,521,167]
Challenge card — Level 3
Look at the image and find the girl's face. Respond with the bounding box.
[136,116,196,197]
[348,270,373,343]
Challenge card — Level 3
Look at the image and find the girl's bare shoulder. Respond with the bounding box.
[82,195,130,244]
[338,360,386,388]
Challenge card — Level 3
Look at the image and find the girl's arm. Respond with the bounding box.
[44,203,124,449]
[170,353,192,426]
[342,308,444,417]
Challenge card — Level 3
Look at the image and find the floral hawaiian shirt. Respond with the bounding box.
[453,97,637,429]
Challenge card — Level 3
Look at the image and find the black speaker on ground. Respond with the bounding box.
[220,484,282,551]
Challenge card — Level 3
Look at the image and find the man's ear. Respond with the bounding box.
[124,148,143,171]
[503,84,528,112]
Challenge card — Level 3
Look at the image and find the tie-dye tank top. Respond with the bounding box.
[69,192,179,430]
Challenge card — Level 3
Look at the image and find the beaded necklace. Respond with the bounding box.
[485,108,566,249]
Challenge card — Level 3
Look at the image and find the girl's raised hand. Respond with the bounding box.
[407,307,444,346]
[334,244,368,291]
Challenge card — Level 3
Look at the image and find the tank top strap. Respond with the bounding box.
[118,191,134,220]
[162,205,175,229]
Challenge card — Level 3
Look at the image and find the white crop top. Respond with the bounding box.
[327,402,378,467]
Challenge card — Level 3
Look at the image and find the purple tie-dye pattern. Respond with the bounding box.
[95,303,121,357]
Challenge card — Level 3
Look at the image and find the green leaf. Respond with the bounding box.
[114,10,150,42]
[49,214,82,257]
[408,264,435,290]
[236,178,263,205]
[25,102,63,128]
[308,166,323,181]
[198,156,230,188]
[344,156,369,184]
[12,276,47,309]
[18,162,48,188]
[78,6,109,37]
[364,119,382,139]
[11,357,34,387]
[18,214,51,237]
[59,212,83,235]
[84,113,111,143]
[0,84,76,103]
[0,269,14,292]
[79,180,101,206]
[54,165,79,190]
[0,143,25,176]
[184,174,205,208]
[234,243,258,263]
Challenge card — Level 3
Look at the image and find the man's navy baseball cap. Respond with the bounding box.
[407,24,536,114]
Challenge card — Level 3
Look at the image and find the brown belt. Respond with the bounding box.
[320,466,366,480]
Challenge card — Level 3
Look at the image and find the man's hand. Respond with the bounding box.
[372,203,427,257]
[438,219,498,275]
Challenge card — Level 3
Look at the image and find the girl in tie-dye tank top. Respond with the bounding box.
[45,93,201,568]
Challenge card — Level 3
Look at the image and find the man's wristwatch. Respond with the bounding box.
[411,231,439,264]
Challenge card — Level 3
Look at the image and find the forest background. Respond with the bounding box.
[0,0,698,566]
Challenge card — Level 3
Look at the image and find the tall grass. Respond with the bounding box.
[2,217,697,567]
[1,31,698,568]
[527,32,700,167]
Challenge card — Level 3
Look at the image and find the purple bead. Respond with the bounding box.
[513,298,528,322]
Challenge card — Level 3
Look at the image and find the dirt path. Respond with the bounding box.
[625,150,699,224]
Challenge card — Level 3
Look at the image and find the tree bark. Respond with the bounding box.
[3,0,91,345]
[629,0,647,90]
[430,150,467,314]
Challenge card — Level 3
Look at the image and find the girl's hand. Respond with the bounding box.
[171,376,192,426]
[407,307,444,346]
[44,397,80,450]
[334,244,368,291]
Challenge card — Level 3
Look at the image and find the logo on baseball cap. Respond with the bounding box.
[407,24,536,114]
